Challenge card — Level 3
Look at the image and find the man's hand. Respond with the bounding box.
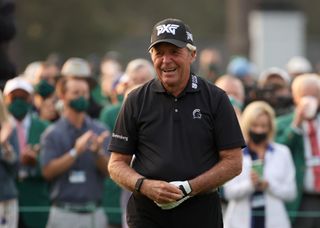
[155,181,192,210]
[20,145,38,166]
[89,130,110,154]
[74,130,95,156]
[140,179,183,204]
[0,121,13,144]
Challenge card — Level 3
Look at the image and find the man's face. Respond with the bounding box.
[130,67,153,86]
[5,89,30,105]
[63,79,89,104]
[150,43,195,92]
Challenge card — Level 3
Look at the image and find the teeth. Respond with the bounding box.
[163,68,175,72]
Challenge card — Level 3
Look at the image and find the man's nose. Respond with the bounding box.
[162,54,172,63]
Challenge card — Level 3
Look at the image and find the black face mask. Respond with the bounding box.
[249,130,268,144]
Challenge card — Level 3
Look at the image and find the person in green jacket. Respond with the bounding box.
[3,76,50,228]
[276,73,320,228]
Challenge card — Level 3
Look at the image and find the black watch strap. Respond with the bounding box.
[135,177,146,193]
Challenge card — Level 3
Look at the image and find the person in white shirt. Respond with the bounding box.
[224,101,296,228]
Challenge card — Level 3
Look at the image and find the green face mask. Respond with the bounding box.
[116,94,124,102]
[228,95,243,110]
[8,98,31,120]
[34,79,55,98]
[69,96,89,112]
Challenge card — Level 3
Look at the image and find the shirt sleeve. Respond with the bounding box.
[40,127,61,167]
[212,91,246,151]
[108,93,138,155]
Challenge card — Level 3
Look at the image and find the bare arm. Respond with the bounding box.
[189,148,242,195]
[42,151,78,180]
[108,152,183,204]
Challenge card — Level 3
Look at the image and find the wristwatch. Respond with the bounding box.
[69,148,78,158]
[135,177,146,193]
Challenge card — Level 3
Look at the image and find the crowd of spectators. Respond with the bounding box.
[1,49,320,227]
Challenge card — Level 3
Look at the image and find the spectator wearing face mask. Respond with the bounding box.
[60,57,103,119]
[224,101,296,228]
[40,75,111,228]
[257,67,293,117]
[31,61,60,122]
[215,75,245,121]
[3,76,50,228]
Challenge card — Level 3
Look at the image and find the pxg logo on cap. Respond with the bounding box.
[148,18,194,50]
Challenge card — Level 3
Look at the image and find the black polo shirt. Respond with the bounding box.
[108,74,245,181]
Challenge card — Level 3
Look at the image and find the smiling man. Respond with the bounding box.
[108,18,245,228]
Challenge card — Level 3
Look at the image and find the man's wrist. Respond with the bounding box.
[135,177,146,193]
[69,148,78,158]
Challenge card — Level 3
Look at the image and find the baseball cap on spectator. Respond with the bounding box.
[259,67,291,87]
[60,57,96,88]
[3,76,34,95]
[227,57,255,78]
[24,61,42,85]
[148,18,196,51]
[61,57,91,78]
[286,56,312,76]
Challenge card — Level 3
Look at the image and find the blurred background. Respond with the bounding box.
[1,1,320,227]
[1,0,320,76]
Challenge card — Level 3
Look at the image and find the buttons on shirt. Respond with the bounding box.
[174,109,178,112]
[174,98,178,102]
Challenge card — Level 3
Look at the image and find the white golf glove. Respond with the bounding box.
[155,181,192,210]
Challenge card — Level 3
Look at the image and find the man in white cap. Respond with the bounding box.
[286,56,312,80]
[258,67,293,116]
[3,76,50,228]
[108,18,245,228]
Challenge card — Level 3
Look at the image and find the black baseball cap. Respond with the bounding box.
[148,18,194,50]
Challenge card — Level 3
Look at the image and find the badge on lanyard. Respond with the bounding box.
[306,156,320,167]
[69,171,86,183]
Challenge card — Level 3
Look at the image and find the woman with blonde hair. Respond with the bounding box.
[224,101,296,228]
[0,90,19,227]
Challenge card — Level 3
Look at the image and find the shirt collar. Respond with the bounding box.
[243,143,274,155]
[13,113,31,130]
[151,73,201,94]
[61,114,91,131]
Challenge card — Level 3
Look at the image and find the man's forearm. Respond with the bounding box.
[42,152,77,180]
[108,152,143,192]
[189,148,242,195]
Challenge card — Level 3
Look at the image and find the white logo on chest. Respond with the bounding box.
[193,109,202,119]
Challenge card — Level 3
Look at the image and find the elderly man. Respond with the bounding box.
[107,18,245,228]
[276,74,320,228]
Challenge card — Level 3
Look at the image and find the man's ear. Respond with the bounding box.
[191,50,197,63]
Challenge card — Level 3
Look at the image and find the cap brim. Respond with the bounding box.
[148,39,187,51]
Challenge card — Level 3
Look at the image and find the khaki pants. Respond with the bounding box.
[0,199,18,228]
[46,206,108,228]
